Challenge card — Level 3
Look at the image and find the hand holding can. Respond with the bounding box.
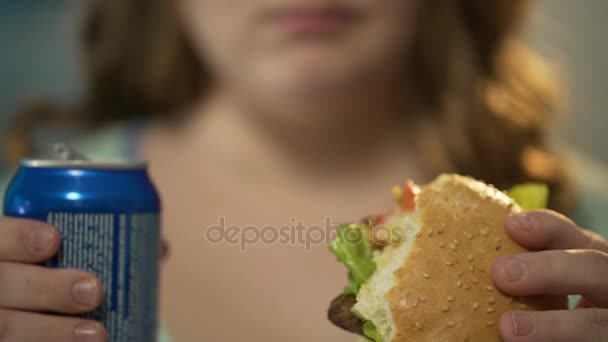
[3,154,161,342]
[0,216,107,341]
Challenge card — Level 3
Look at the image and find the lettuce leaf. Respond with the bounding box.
[329,224,376,295]
[507,183,549,210]
[363,321,383,342]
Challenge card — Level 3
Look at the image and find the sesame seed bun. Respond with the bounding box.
[346,174,567,341]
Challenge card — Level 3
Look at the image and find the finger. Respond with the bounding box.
[505,210,608,253]
[499,309,608,342]
[0,262,103,313]
[0,309,107,342]
[0,217,60,262]
[492,250,608,307]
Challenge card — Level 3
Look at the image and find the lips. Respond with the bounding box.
[268,5,360,37]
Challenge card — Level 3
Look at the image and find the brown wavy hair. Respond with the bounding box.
[6,0,575,213]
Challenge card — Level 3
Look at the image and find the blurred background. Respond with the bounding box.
[0,0,606,171]
[528,0,608,164]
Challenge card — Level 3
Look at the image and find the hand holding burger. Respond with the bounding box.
[328,174,608,341]
[493,209,608,342]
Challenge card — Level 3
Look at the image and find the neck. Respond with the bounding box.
[183,85,426,183]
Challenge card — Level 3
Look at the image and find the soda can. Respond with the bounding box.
[3,150,161,341]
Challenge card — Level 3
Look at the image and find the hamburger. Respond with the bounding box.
[328,174,566,341]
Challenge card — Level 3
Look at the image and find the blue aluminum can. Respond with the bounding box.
[3,157,161,341]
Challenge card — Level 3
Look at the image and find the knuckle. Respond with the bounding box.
[541,209,575,226]
[19,267,67,312]
[533,251,556,277]
[581,229,597,248]
[575,250,608,282]
[577,249,608,263]
[34,270,73,311]
[567,249,608,269]
[569,249,600,262]
[538,210,577,241]
[32,284,56,310]
[580,230,602,251]
[534,209,557,227]
[9,221,33,255]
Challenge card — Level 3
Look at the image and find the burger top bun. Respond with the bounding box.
[353,174,566,342]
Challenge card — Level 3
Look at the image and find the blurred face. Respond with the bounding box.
[179,0,418,115]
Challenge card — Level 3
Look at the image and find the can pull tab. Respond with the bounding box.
[48,143,89,161]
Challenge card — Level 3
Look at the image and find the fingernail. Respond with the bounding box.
[509,213,535,232]
[511,312,536,336]
[499,257,527,281]
[29,228,56,253]
[72,279,99,307]
[74,322,104,342]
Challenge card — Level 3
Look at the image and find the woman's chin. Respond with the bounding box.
[253,63,361,101]
[257,78,355,111]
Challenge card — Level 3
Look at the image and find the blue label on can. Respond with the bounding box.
[46,211,160,341]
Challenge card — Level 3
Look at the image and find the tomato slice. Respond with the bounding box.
[401,181,419,212]
[369,214,386,227]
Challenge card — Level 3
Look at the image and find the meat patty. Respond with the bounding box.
[327,294,364,336]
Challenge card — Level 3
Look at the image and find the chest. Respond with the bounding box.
[139,131,426,340]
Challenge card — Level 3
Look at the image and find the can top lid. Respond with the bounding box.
[20,159,148,170]
[19,142,147,170]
